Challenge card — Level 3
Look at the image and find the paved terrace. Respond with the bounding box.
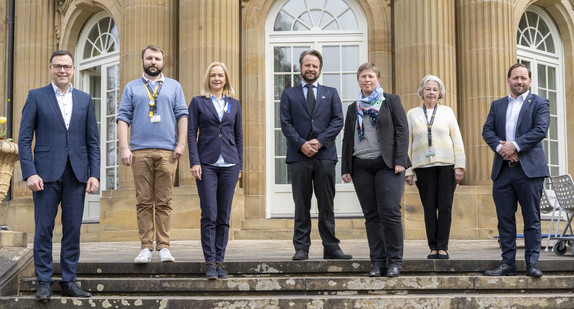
[49,239,573,264]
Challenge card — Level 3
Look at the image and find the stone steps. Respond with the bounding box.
[16,275,574,295]
[3,259,574,308]
[2,294,574,309]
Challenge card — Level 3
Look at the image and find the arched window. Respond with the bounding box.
[266,0,367,217]
[76,12,120,222]
[517,6,566,182]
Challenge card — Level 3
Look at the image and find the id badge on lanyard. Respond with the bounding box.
[144,78,163,123]
[423,104,438,157]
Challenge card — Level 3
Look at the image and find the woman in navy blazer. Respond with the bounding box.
[188,62,243,280]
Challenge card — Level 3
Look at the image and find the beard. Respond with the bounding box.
[301,70,320,83]
[144,65,163,77]
[510,85,529,97]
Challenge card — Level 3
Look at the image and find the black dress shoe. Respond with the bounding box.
[386,265,400,277]
[323,249,352,259]
[60,282,92,297]
[526,263,543,278]
[368,262,386,277]
[427,252,438,259]
[292,249,309,260]
[484,263,517,276]
[437,251,449,259]
[35,282,52,302]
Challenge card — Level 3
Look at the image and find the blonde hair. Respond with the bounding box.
[200,62,235,98]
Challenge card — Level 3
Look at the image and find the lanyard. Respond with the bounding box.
[422,104,438,147]
[143,78,163,117]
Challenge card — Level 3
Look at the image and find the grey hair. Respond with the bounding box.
[417,75,446,100]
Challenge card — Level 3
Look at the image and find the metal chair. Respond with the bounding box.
[549,174,574,255]
[540,188,563,251]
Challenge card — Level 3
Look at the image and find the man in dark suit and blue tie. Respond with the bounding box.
[482,63,550,278]
[280,49,351,260]
[18,50,100,301]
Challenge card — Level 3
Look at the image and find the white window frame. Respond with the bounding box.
[265,0,368,218]
[517,6,567,177]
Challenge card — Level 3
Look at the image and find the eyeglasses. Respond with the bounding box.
[52,64,73,72]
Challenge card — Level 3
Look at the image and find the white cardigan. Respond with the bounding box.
[405,104,466,176]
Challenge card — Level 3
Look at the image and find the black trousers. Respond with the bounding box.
[414,165,456,251]
[352,157,404,266]
[289,158,341,253]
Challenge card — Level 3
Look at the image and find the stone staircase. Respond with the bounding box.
[1,258,574,308]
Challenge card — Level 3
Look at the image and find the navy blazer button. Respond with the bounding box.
[219,134,222,138]
[219,125,222,128]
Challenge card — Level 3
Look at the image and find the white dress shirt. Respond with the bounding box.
[52,82,73,130]
[496,91,529,153]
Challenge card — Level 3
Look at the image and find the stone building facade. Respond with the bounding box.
[1,0,573,242]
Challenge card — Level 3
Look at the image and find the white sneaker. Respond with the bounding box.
[159,248,175,262]
[134,248,152,264]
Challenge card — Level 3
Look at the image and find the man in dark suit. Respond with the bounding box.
[280,49,351,260]
[18,50,100,301]
[482,63,550,278]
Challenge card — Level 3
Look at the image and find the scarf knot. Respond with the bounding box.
[356,84,385,140]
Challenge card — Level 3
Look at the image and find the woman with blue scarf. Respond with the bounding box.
[341,62,411,278]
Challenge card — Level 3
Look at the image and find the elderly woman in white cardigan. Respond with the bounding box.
[405,75,465,260]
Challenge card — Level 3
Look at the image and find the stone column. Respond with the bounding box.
[11,0,57,199]
[394,0,457,112]
[4,1,57,234]
[118,0,178,189]
[178,0,240,186]
[456,0,515,185]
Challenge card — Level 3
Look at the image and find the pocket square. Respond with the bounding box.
[321,96,326,99]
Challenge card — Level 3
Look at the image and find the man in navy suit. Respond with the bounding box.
[280,50,351,260]
[482,63,550,278]
[18,50,100,301]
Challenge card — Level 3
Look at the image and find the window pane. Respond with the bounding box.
[107,116,116,140]
[106,91,116,115]
[294,21,309,31]
[106,141,116,166]
[274,10,295,31]
[548,91,556,114]
[342,46,359,71]
[549,116,557,139]
[310,10,322,26]
[275,75,291,100]
[275,158,290,184]
[339,9,358,30]
[275,130,287,156]
[322,46,340,71]
[322,73,339,89]
[299,12,312,27]
[319,12,336,28]
[275,101,281,128]
[342,73,357,100]
[325,0,349,16]
[537,64,546,88]
[106,168,115,190]
[274,47,291,72]
[548,66,556,89]
[550,140,558,165]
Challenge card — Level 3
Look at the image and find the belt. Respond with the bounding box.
[503,160,521,167]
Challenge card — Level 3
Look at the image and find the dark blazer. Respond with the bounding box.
[280,84,343,163]
[341,92,411,175]
[188,95,243,169]
[482,93,550,180]
[18,84,100,183]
